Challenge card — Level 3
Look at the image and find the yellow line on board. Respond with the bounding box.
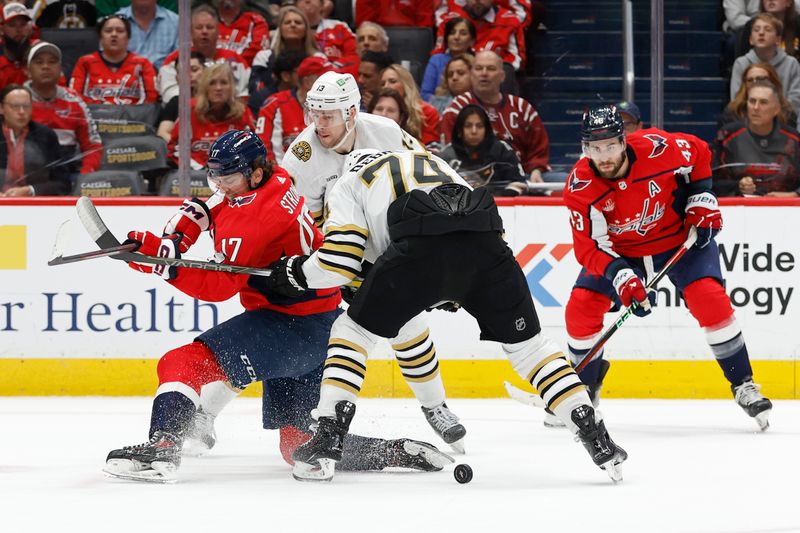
[0,359,795,398]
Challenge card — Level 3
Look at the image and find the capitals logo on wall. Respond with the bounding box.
[516,243,574,307]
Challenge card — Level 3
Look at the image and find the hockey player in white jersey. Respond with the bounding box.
[273,71,467,452]
[264,149,629,483]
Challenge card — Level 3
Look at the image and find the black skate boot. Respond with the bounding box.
[103,431,182,483]
[571,404,628,483]
[732,380,772,431]
[292,401,356,482]
[544,360,610,429]
[421,402,467,453]
[385,439,455,472]
[182,408,217,457]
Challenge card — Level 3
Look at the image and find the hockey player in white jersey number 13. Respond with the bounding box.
[262,149,629,483]
[281,71,468,452]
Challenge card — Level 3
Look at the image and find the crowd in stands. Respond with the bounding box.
[0,1,798,198]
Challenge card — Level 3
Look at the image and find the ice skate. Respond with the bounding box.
[421,402,466,453]
[733,380,772,431]
[571,405,627,483]
[292,401,356,482]
[386,439,455,471]
[543,407,566,428]
[182,408,216,457]
[103,431,182,483]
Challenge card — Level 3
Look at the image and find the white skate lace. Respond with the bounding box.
[427,405,460,431]
[734,381,765,406]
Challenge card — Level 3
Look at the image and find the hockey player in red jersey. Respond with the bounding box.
[103,130,452,482]
[560,104,772,430]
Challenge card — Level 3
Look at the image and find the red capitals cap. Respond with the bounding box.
[297,56,335,80]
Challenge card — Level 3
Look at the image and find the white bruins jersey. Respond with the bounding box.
[302,150,470,289]
[281,113,423,226]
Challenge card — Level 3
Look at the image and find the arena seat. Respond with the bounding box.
[39,27,98,79]
[100,135,168,173]
[386,26,434,72]
[89,104,160,140]
[72,170,145,197]
[158,169,214,197]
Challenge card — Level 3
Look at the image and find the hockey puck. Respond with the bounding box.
[454,464,473,484]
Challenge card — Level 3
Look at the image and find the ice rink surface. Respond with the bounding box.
[2,397,797,533]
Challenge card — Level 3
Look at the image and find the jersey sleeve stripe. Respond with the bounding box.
[318,257,361,278]
[325,224,368,239]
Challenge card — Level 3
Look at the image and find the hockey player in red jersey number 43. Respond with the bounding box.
[552,104,773,431]
[102,130,453,482]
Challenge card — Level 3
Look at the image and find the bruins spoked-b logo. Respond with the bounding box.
[292,141,312,162]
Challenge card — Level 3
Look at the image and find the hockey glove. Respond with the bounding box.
[612,268,653,317]
[162,198,212,253]
[124,230,180,280]
[265,255,310,298]
[685,192,722,249]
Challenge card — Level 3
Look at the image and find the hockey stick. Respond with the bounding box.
[503,381,545,407]
[74,196,274,277]
[573,226,698,373]
[48,242,140,266]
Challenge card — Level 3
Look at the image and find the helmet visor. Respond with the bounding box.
[304,106,346,128]
[206,168,249,187]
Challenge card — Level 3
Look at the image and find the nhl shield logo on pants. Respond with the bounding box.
[515,317,526,331]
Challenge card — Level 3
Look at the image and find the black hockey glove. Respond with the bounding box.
[265,255,310,298]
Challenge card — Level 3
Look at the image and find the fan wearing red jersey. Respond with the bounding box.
[557,104,772,431]
[103,130,452,483]
[216,0,270,67]
[297,0,360,77]
[69,15,158,105]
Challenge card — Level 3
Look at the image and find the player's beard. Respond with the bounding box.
[594,152,627,180]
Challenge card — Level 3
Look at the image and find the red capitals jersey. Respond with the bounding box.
[435,0,531,27]
[355,0,435,28]
[170,166,341,315]
[433,5,525,69]
[563,128,713,277]
[69,51,158,105]
[442,91,548,172]
[28,84,102,173]
[255,89,305,162]
[314,19,360,77]
[168,102,255,168]
[217,11,269,67]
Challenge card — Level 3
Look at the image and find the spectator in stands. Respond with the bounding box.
[0,3,37,87]
[731,13,800,112]
[249,49,306,115]
[724,0,763,33]
[156,51,205,143]
[355,0,434,28]
[167,62,255,169]
[433,0,525,72]
[713,79,800,197]
[722,62,797,127]
[442,50,553,183]
[381,63,440,145]
[296,0,360,76]
[357,50,393,110]
[116,0,179,69]
[255,55,334,162]
[250,6,323,98]
[216,0,270,67]
[34,0,97,28]
[616,101,644,134]
[95,0,176,18]
[25,42,101,176]
[436,0,535,29]
[367,88,420,140]
[735,1,800,60]
[429,54,473,114]
[70,15,159,105]
[158,5,250,103]
[437,103,526,195]
[422,16,475,101]
[0,84,70,196]
[355,21,390,56]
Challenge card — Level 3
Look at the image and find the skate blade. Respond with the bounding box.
[600,459,623,484]
[292,458,335,482]
[755,409,771,431]
[447,438,465,455]
[103,459,178,483]
[403,441,455,469]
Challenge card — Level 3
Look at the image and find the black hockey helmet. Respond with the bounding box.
[581,104,624,142]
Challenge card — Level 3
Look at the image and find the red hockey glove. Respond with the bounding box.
[685,192,722,249]
[163,198,212,254]
[124,231,180,280]
[612,268,653,317]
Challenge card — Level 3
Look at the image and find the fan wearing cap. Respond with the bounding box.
[255,55,334,162]
[25,41,102,175]
[616,100,643,135]
[0,3,37,88]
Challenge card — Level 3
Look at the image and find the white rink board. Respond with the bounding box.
[1,203,797,360]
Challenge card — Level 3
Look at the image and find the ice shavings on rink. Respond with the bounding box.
[2,397,798,533]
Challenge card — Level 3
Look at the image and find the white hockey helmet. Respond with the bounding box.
[305,71,361,116]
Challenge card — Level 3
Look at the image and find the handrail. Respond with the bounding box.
[622,0,635,102]
[651,0,664,128]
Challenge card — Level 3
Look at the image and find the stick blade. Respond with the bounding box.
[48,220,73,265]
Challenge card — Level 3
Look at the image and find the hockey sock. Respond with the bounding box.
[571,349,605,387]
[392,318,445,408]
[279,425,311,465]
[199,380,240,417]
[150,391,196,438]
